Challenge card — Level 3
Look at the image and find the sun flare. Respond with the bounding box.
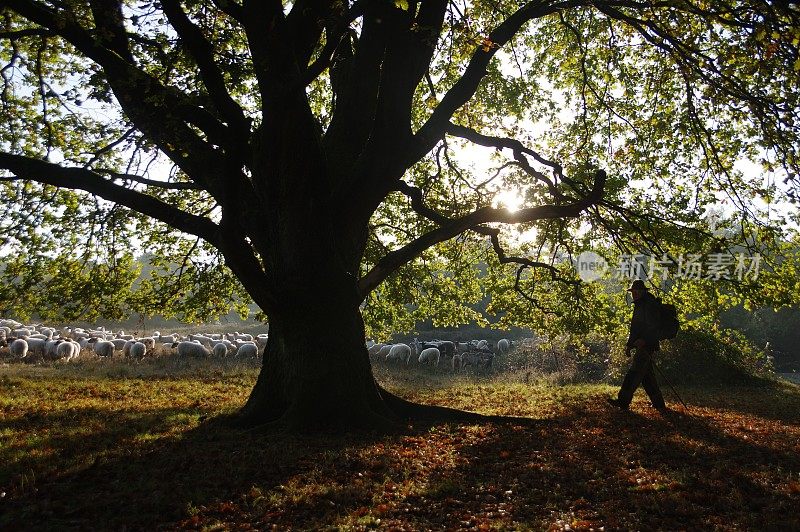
[492,188,524,212]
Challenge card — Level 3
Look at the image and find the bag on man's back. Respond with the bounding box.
[655,297,679,340]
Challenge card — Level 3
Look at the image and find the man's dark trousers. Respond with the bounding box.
[617,346,665,408]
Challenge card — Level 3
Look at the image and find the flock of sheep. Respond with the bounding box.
[0,319,267,362]
[368,337,512,372]
[0,318,513,374]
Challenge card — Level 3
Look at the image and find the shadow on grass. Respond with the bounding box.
[393,394,800,530]
[1,382,798,530]
[0,405,385,530]
[668,379,800,423]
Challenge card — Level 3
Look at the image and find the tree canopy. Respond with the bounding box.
[1,0,799,428]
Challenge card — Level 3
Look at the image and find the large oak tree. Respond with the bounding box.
[1,0,798,430]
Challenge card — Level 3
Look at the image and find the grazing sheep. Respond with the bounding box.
[452,354,462,371]
[129,342,147,358]
[9,338,28,358]
[122,340,136,357]
[92,339,115,358]
[497,338,510,355]
[256,334,269,349]
[188,334,214,347]
[0,319,23,329]
[71,330,91,341]
[38,326,56,338]
[111,338,128,351]
[386,343,412,365]
[235,342,259,358]
[45,339,61,358]
[213,342,229,357]
[138,337,156,349]
[368,343,385,357]
[418,347,441,366]
[376,344,392,358]
[24,337,47,357]
[56,340,79,361]
[175,341,211,357]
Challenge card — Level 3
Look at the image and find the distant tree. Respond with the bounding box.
[1,1,798,430]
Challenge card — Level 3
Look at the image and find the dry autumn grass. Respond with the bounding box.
[1,354,799,531]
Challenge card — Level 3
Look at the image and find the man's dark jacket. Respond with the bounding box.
[626,291,661,350]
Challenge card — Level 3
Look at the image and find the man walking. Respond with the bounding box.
[607,279,667,412]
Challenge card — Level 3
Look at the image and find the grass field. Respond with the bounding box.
[1,356,799,530]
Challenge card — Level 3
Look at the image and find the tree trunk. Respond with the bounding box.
[238,267,399,431]
[236,267,488,432]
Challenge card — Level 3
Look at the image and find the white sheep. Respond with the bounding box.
[212,342,229,357]
[235,342,258,358]
[368,343,386,357]
[24,337,47,357]
[129,342,147,358]
[122,340,136,357]
[386,343,412,365]
[9,338,28,358]
[39,326,55,336]
[156,333,178,344]
[138,337,156,349]
[256,334,269,349]
[45,339,61,358]
[418,347,441,366]
[175,341,211,357]
[188,334,214,347]
[92,339,115,358]
[497,338,510,355]
[376,344,393,359]
[56,340,80,361]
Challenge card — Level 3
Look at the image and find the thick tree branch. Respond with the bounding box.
[89,0,134,62]
[286,0,332,68]
[209,0,245,23]
[323,2,392,173]
[161,0,249,133]
[93,169,205,191]
[241,0,301,106]
[0,153,220,243]
[358,169,606,298]
[446,122,563,197]
[7,0,231,198]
